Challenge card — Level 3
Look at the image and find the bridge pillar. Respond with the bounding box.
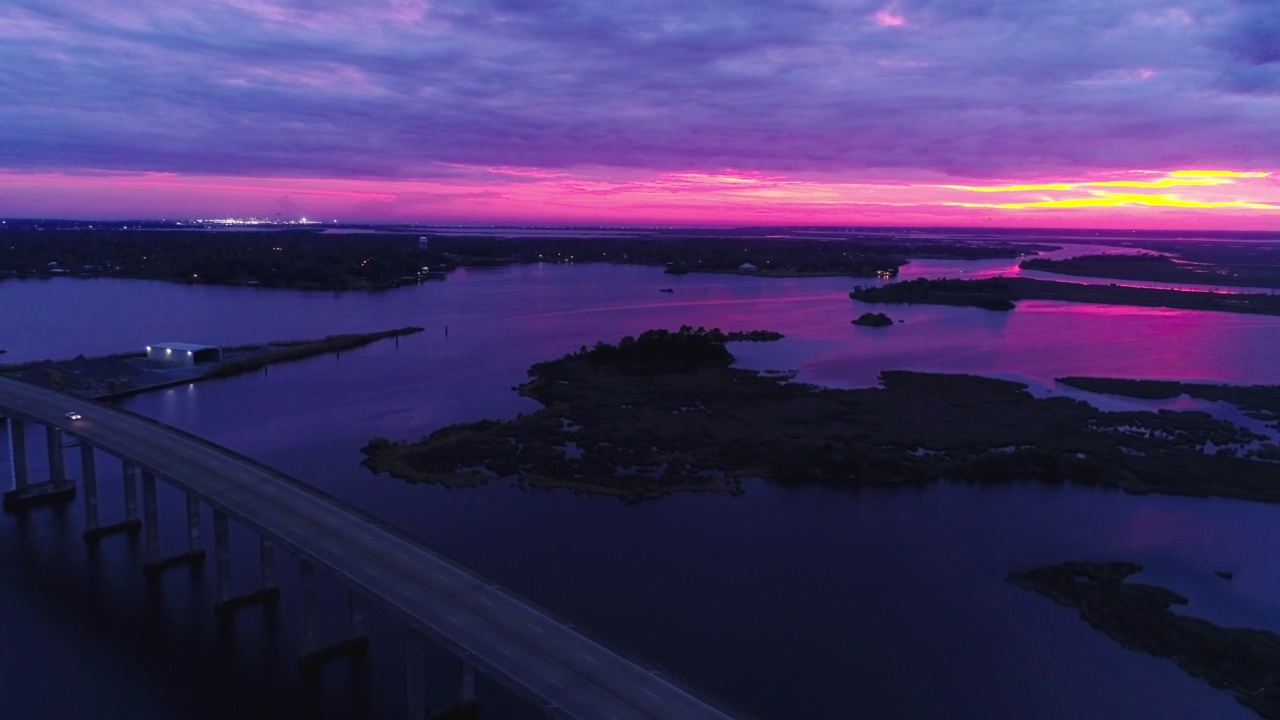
[7,418,27,489]
[297,573,368,671]
[6,421,76,511]
[459,660,476,704]
[214,510,231,603]
[122,461,138,521]
[348,587,365,638]
[84,457,141,541]
[260,536,276,590]
[81,442,99,531]
[301,560,318,655]
[406,630,427,720]
[186,492,202,553]
[214,525,281,617]
[141,471,160,566]
[141,475,204,576]
[46,426,65,482]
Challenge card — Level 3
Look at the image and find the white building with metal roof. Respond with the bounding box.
[146,342,223,366]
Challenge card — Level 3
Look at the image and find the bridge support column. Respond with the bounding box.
[261,536,276,590]
[459,661,476,704]
[214,526,280,617]
[349,587,365,638]
[143,477,204,576]
[141,471,160,569]
[81,442,99,531]
[186,492,201,552]
[406,630,427,720]
[298,571,369,671]
[301,560,318,655]
[123,462,138,521]
[7,418,27,489]
[85,459,142,541]
[425,658,479,719]
[214,510,231,602]
[46,426,65,481]
[5,421,76,511]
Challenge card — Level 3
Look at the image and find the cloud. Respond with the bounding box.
[0,0,1275,188]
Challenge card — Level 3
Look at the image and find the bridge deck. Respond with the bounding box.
[0,378,738,720]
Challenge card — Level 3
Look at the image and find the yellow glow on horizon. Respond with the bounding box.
[944,172,1266,193]
[1169,170,1270,178]
[949,193,1280,211]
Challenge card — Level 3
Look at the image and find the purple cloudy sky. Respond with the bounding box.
[1,0,1278,226]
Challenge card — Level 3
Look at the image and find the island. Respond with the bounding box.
[852,312,894,327]
[361,327,1279,504]
[1010,561,1280,719]
[849,277,1280,316]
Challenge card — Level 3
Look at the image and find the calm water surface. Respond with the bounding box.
[2,260,1277,719]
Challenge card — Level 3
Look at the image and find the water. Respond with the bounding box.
[2,260,1277,719]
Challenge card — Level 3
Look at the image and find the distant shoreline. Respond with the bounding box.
[851,276,1280,316]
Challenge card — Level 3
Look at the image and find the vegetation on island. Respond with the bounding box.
[1024,248,1280,290]
[361,327,1280,504]
[852,312,894,327]
[425,235,1049,279]
[851,278,1016,310]
[1010,561,1280,719]
[850,277,1280,315]
[1058,377,1280,420]
[0,230,442,290]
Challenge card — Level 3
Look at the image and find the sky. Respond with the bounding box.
[1,0,1278,229]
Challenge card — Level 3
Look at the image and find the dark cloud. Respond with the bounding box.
[0,0,1275,181]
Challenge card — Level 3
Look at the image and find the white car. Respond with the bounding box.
[65,411,82,421]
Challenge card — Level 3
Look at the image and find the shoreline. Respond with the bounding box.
[850,276,1280,316]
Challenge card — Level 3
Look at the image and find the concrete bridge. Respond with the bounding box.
[1,377,741,720]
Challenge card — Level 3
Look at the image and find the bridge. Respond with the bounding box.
[0,377,741,720]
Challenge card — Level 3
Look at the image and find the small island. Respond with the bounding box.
[852,312,894,327]
[850,277,1280,316]
[362,327,1280,504]
[1010,561,1280,719]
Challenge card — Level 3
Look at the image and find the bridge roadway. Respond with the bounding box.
[0,378,739,720]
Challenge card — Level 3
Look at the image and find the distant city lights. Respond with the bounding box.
[188,217,327,226]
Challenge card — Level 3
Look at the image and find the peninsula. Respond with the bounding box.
[2,327,424,399]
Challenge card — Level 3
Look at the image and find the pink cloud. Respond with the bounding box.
[873,8,906,27]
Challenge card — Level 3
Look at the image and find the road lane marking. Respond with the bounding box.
[644,688,662,701]
[581,652,598,664]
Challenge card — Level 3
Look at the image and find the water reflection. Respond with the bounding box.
[2,259,1277,719]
